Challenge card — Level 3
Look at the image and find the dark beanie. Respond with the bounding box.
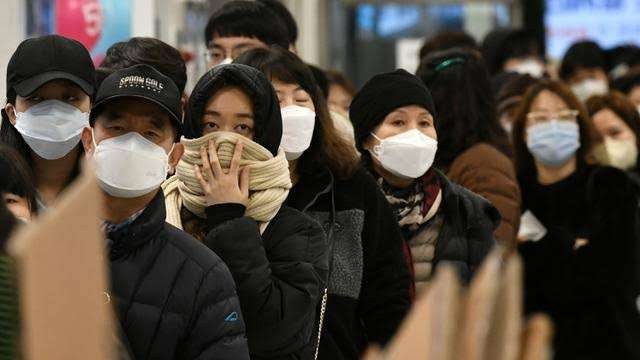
[350,69,436,152]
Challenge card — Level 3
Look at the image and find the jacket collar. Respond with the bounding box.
[107,190,166,259]
[286,161,334,212]
[435,168,500,232]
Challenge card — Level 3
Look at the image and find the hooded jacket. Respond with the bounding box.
[108,191,249,360]
[184,64,329,359]
[285,161,413,360]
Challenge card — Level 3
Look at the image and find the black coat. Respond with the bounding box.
[432,170,499,282]
[203,204,328,359]
[285,164,413,360]
[519,167,640,359]
[108,191,250,360]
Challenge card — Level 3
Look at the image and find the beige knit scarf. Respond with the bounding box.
[163,131,292,229]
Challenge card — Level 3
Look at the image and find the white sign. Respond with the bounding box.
[396,38,424,73]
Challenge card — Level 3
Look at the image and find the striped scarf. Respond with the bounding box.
[378,169,442,237]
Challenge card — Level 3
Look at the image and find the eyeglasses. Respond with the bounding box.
[526,109,579,124]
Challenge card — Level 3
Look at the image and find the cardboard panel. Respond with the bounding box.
[384,265,461,360]
[8,171,112,360]
[485,255,524,360]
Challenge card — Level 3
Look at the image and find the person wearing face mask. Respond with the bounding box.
[513,82,640,359]
[0,144,38,223]
[1,35,95,209]
[80,64,250,360]
[560,40,610,103]
[481,28,546,78]
[494,73,538,137]
[511,79,602,243]
[163,63,328,359]
[203,1,290,68]
[587,92,640,177]
[236,47,412,360]
[416,48,522,248]
[351,69,498,293]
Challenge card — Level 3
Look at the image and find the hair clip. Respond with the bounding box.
[434,57,465,73]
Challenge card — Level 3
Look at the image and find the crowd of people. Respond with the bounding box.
[1,1,640,359]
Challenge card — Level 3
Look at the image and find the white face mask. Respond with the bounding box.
[571,79,609,103]
[13,99,89,160]
[280,105,316,160]
[216,57,233,67]
[370,129,438,179]
[92,131,172,198]
[509,59,545,78]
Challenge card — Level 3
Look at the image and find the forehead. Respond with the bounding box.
[593,108,623,125]
[530,89,569,111]
[387,105,431,116]
[211,35,266,49]
[24,79,86,96]
[204,86,253,111]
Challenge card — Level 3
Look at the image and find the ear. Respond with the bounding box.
[168,143,184,171]
[4,103,17,125]
[362,133,378,152]
[80,127,95,156]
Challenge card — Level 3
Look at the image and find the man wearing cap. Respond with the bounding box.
[80,64,250,360]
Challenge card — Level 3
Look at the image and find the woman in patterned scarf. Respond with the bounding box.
[351,69,499,292]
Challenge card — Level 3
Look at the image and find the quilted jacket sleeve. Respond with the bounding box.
[204,205,329,359]
[183,260,251,360]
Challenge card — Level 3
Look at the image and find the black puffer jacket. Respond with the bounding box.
[285,163,413,360]
[108,191,250,360]
[203,204,328,359]
[432,169,499,282]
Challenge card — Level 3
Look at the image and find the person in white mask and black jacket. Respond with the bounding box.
[2,35,95,209]
[351,69,499,293]
[235,47,413,360]
[162,63,328,360]
[80,64,250,360]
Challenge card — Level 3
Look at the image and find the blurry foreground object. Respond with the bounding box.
[364,249,553,360]
[7,170,114,359]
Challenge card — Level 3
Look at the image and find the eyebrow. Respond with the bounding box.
[233,43,256,51]
[203,110,253,119]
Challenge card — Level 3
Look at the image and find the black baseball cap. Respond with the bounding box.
[92,64,183,136]
[7,35,95,97]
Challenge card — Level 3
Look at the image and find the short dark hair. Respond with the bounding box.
[235,46,360,179]
[0,143,38,216]
[611,70,640,95]
[416,47,512,169]
[559,40,606,81]
[481,28,541,76]
[100,37,187,93]
[511,80,601,179]
[257,0,298,45]
[419,31,478,61]
[204,1,290,49]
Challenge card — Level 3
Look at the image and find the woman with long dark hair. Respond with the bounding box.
[417,47,521,247]
[1,35,95,209]
[235,47,413,360]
